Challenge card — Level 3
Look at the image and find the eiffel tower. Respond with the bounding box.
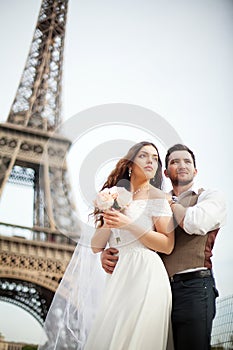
[0,0,80,327]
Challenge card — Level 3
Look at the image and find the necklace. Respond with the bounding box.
[132,184,149,195]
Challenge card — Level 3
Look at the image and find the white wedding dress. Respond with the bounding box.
[84,199,173,350]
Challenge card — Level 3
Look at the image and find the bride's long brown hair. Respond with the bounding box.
[93,141,163,226]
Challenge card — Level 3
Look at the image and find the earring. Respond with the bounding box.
[128,168,132,177]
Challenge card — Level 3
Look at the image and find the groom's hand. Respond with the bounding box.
[101,247,119,274]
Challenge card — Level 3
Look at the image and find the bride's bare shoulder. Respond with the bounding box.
[148,186,167,200]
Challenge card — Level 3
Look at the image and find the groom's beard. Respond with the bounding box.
[170,178,194,187]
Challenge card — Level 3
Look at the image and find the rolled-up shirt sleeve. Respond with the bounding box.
[183,189,227,235]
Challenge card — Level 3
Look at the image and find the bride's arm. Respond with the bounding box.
[103,210,174,254]
[130,216,174,254]
[91,224,112,254]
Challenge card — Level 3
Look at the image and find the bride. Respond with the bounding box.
[39,141,174,350]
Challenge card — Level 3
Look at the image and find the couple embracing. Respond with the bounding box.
[41,141,226,350]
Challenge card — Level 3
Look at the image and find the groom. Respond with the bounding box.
[101,143,226,350]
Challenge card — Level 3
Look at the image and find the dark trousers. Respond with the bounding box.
[170,274,219,350]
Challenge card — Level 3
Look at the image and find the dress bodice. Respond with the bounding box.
[109,198,172,251]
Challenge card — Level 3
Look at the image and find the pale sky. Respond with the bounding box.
[0,0,232,344]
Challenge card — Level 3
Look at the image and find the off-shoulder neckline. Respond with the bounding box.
[131,198,168,202]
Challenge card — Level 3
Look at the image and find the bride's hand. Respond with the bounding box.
[103,209,131,228]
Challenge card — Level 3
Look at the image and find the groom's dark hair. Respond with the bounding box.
[165,144,196,168]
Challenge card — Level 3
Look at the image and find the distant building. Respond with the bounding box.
[0,334,37,350]
[5,344,23,350]
[211,294,233,349]
[0,333,7,350]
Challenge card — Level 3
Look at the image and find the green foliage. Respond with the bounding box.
[22,345,38,350]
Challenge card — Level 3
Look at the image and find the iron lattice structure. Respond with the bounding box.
[0,0,79,326]
[8,0,68,130]
[0,235,75,326]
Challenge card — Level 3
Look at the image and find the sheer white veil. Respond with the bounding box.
[38,222,106,350]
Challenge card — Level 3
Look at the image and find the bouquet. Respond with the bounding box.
[94,186,132,243]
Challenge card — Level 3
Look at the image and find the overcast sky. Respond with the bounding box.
[0,0,232,345]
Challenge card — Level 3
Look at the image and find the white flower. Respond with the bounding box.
[116,187,132,209]
[108,186,119,199]
[94,190,114,210]
[94,187,132,211]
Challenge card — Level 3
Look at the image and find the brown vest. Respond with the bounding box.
[160,190,219,277]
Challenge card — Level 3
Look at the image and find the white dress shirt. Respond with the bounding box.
[181,185,226,235]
